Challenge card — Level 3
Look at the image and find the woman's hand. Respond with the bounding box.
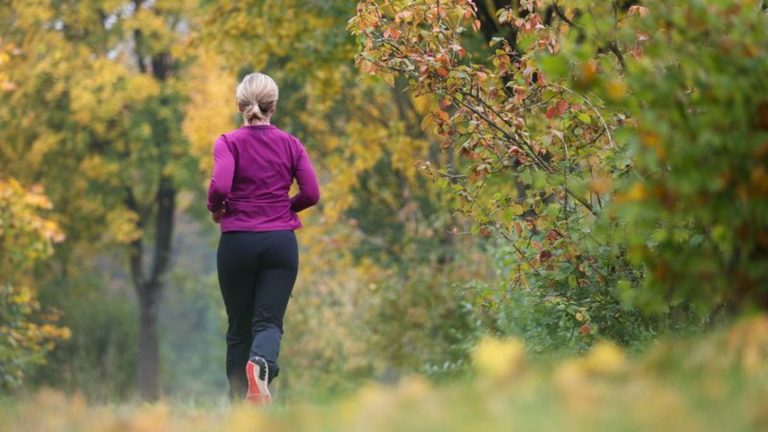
[212,207,226,223]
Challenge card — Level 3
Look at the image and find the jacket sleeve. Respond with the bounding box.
[290,140,320,213]
[206,135,234,212]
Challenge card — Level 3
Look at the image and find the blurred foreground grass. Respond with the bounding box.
[2,316,767,432]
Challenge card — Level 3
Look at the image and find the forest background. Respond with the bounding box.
[1,0,768,430]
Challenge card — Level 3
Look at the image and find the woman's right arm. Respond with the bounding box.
[290,141,320,213]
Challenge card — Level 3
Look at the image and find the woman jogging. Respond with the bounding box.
[207,72,320,405]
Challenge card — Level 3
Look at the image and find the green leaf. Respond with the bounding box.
[538,54,570,80]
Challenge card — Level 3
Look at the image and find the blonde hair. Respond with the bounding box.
[236,72,279,124]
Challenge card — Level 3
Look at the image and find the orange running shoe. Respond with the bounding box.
[245,356,272,406]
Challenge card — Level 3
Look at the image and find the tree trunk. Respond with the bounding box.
[126,177,176,400]
[136,286,160,400]
[125,7,178,401]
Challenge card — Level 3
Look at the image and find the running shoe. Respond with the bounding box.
[245,356,272,406]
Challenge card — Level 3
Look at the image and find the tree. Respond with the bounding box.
[349,0,652,345]
[0,1,200,399]
[350,0,768,331]
[0,177,68,390]
[610,1,768,313]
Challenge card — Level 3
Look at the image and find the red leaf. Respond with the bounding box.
[580,324,591,336]
[538,250,553,262]
[545,100,569,119]
[546,230,562,242]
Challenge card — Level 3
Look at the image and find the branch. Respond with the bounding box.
[553,3,581,30]
[451,94,553,172]
[565,186,597,216]
[605,41,626,72]
[475,200,545,278]
[551,84,615,148]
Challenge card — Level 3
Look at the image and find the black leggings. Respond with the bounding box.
[216,230,298,399]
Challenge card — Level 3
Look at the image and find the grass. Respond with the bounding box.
[2,315,767,431]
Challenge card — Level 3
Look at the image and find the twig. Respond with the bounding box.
[475,201,545,278]
[553,3,581,30]
[451,95,552,172]
[551,84,614,148]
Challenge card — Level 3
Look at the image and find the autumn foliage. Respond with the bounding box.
[1,0,767,424]
[350,0,768,339]
[0,178,68,389]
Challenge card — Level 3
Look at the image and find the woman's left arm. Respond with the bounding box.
[207,135,234,213]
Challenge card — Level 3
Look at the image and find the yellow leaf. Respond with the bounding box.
[473,337,525,379]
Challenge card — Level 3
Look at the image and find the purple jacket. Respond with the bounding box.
[206,124,320,232]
